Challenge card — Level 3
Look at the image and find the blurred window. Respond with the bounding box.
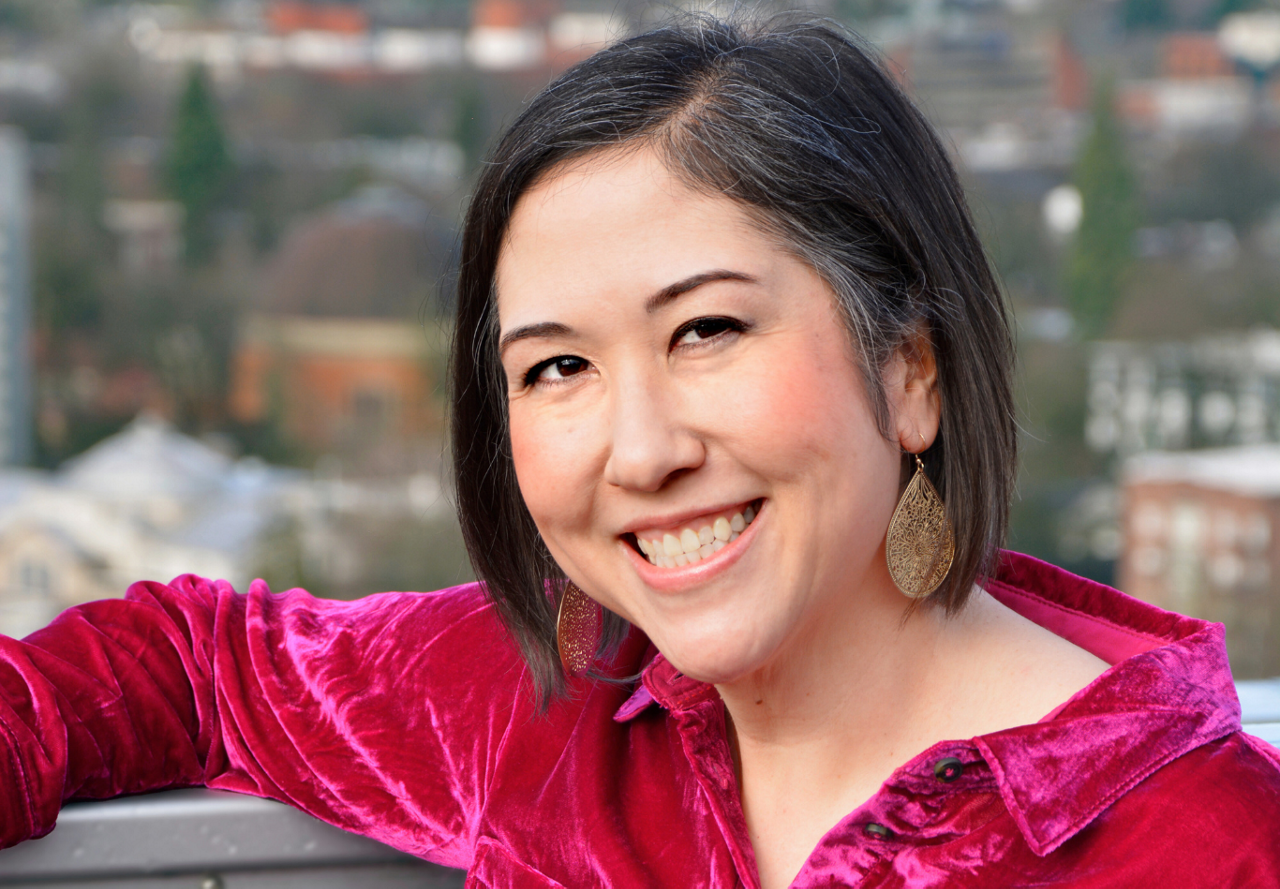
[16,559,50,597]
[353,389,397,430]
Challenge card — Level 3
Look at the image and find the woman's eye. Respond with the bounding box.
[528,356,590,386]
[673,317,741,348]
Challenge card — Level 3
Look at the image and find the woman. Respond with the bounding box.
[1,17,1277,888]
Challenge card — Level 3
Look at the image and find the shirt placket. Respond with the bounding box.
[665,702,991,887]
[640,658,1002,888]
[668,694,758,888]
[793,745,1000,887]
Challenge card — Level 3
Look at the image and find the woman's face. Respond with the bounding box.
[496,148,927,685]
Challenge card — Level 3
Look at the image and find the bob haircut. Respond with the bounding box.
[451,16,1017,704]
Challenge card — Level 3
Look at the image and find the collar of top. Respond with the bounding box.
[612,551,1242,857]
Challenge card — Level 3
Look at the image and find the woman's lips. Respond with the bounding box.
[632,500,760,568]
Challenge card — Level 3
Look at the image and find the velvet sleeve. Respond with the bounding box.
[0,575,525,870]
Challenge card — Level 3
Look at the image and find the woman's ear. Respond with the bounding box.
[886,324,941,453]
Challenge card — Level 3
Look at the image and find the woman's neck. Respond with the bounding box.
[717,565,946,758]
[716,577,1109,889]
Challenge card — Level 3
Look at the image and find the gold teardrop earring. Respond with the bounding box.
[885,447,955,599]
[556,581,601,677]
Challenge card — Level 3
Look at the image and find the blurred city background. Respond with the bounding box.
[0,0,1276,676]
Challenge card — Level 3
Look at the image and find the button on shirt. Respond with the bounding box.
[1,551,1278,886]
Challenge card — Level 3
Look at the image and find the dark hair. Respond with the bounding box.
[450,15,1016,705]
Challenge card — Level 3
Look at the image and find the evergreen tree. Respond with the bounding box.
[1122,0,1170,32]
[1067,78,1140,339]
[165,65,232,265]
[453,84,488,175]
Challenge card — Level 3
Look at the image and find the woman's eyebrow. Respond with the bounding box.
[499,321,572,355]
[498,269,757,355]
[644,269,757,313]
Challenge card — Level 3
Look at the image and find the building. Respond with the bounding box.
[0,128,29,467]
[1087,331,1280,457]
[0,415,297,637]
[1162,32,1233,79]
[267,1,368,35]
[1092,331,1280,677]
[230,314,444,453]
[1119,75,1252,139]
[884,20,1085,173]
[229,186,448,457]
[1120,446,1280,678]
[1115,30,1256,139]
[125,0,619,77]
[102,199,185,275]
[0,414,451,637]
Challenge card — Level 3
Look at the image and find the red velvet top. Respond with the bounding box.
[1,551,1278,886]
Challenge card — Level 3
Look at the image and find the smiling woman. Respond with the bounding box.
[2,15,1280,889]
[453,19,1020,700]
[496,150,916,696]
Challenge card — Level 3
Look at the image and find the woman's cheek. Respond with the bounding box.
[707,350,862,469]
[509,407,567,523]
[509,403,599,537]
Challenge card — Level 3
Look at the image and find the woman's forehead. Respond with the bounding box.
[502,148,683,247]
[494,149,770,320]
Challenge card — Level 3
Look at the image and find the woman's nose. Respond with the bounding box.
[602,375,705,492]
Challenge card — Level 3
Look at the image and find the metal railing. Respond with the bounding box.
[1238,677,1280,746]
[0,788,464,888]
[1,678,1276,887]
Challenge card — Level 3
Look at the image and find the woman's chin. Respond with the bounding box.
[656,631,779,687]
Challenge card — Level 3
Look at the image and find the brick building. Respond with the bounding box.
[229,186,448,457]
[230,315,443,452]
[1120,446,1280,678]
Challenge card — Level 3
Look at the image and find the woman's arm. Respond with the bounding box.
[0,575,521,868]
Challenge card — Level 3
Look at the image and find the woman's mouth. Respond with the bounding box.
[630,500,761,568]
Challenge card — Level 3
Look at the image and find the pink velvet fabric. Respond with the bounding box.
[1,551,1278,886]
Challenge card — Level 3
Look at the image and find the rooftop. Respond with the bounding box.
[1125,445,1280,498]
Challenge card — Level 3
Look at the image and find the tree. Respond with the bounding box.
[165,65,232,265]
[1067,78,1140,340]
[1122,0,1170,32]
[453,83,488,175]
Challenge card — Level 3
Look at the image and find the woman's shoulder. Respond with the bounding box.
[246,579,503,631]
[264,577,512,651]
[122,574,499,626]
[92,575,525,686]
[984,729,1280,883]
[1154,728,1280,803]
[1089,730,1280,875]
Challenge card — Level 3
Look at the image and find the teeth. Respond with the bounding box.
[638,503,759,569]
[713,517,731,541]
